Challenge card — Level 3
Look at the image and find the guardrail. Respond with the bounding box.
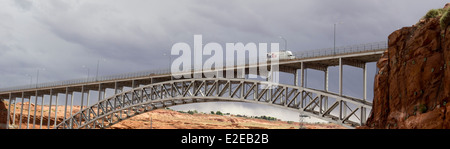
[0,69,171,92]
[293,41,387,59]
[0,41,387,93]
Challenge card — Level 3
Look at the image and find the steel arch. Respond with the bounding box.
[56,78,372,129]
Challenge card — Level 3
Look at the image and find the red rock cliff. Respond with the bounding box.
[0,100,11,129]
[365,6,450,129]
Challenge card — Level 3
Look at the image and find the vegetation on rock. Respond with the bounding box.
[440,8,450,29]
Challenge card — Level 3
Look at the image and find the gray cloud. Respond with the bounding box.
[14,0,33,11]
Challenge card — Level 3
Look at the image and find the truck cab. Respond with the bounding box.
[267,51,295,61]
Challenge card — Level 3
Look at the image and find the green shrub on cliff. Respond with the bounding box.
[420,8,450,29]
[423,9,443,19]
[440,8,450,29]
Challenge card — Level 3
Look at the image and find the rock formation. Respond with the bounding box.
[0,100,11,129]
[365,4,450,129]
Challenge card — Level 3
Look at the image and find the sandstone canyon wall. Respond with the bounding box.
[0,100,11,129]
[365,4,450,129]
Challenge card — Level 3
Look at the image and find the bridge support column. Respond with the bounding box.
[267,65,273,82]
[363,63,367,101]
[6,93,11,129]
[294,70,298,86]
[54,93,59,128]
[39,94,44,129]
[324,68,329,111]
[27,96,32,129]
[32,91,38,129]
[131,80,135,105]
[362,63,367,125]
[324,68,329,91]
[103,87,107,101]
[102,86,107,128]
[79,86,85,128]
[69,92,74,129]
[339,58,343,96]
[114,81,118,119]
[98,84,102,104]
[292,69,299,107]
[18,92,24,129]
[95,84,102,129]
[130,80,137,124]
[11,95,17,128]
[300,62,305,108]
[114,82,118,94]
[300,62,304,87]
[361,106,366,125]
[119,85,124,121]
[85,89,90,128]
[339,100,343,120]
[63,88,69,129]
[338,58,346,118]
[26,93,33,129]
[26,94,32,129]
[99,83,107,128]
[47,89,52,129]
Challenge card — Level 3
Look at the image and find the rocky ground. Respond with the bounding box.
[109,109,345,129]
[0,101,345,129]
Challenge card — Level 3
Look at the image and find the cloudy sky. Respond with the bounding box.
[0,0,447,122]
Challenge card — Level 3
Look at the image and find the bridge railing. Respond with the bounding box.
[293,41,387,59]
[0,41,387,93]
[0,68,171,92]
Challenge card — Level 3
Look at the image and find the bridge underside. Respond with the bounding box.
[55,78,371,129]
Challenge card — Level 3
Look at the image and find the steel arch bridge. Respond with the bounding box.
[0,41,387,129]
[55,78,371,129]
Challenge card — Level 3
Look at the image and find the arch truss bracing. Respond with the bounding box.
[56,78,371,129]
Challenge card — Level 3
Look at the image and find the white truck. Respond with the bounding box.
[267,51,295,61]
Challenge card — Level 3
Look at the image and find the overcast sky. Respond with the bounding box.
[0,0,447,122]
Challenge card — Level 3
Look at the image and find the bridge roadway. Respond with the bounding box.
[0,41,387,129]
